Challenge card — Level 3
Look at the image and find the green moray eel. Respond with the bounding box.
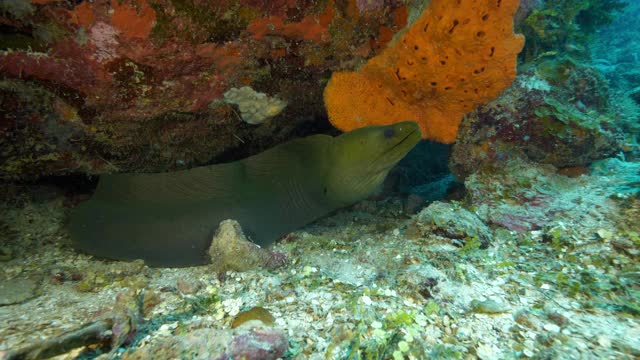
[70,121,421,267]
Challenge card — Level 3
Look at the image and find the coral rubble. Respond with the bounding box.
[122,321,287,360]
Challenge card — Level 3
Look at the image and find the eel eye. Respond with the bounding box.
[384,128,395,139]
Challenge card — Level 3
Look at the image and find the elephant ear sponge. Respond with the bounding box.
[324,0,525,143]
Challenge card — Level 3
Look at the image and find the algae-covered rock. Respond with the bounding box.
[0,0,408,180]
[519,0,626,61]
[451,73,621,180]
[411,201,491,248]
[590,158,640,196]
[207,219,286,272]
[75,260,149,293]
[464,156,632,233]
[223,87,287,124]
[0,277,39,306]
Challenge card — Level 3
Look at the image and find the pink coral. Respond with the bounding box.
[89,22,120,63]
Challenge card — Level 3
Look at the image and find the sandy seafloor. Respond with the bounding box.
[0,159,639,359]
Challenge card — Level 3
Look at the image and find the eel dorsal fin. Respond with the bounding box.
[240,134,333,180]
[92,162,243,206]
[91,134,334,207]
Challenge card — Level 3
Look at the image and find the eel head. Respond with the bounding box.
[325,121,421,206]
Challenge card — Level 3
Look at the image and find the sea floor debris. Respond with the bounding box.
[0,158,639,359]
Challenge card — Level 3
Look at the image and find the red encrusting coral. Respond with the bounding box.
[239,0,300,18]
[247,14,331,43]
[0,0,409,179]
[70,1,96,28]
[247,2,336,44]
[0,43,109,93]
[110,0,156,39]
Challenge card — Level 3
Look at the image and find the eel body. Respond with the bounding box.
[69,121,421,267]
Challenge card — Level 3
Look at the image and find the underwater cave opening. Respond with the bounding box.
[0,174,98,206]
[384,139,461,211]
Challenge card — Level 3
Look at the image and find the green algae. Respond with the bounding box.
[0,0,34,20]
[183,286,221,314]
[339,306,429,360]
[520,0,627,62]
[516,225,640,316]
[534,96,609,131]
[535,57,578,84]
[458,236,483,255]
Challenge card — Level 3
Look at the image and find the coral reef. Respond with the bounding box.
[450,70,621,179]
[518,0,627,61]
[0,79,100,180]
[323,0,524,143]
[462,155,635,233]
[2,2,640,359]
[449,1,637,179]
[630,87,640,105]
[589,1,640,152]
[0,0,408,179]
[408,201,490,248]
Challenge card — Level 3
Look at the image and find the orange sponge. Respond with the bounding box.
[324,0,524,143]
